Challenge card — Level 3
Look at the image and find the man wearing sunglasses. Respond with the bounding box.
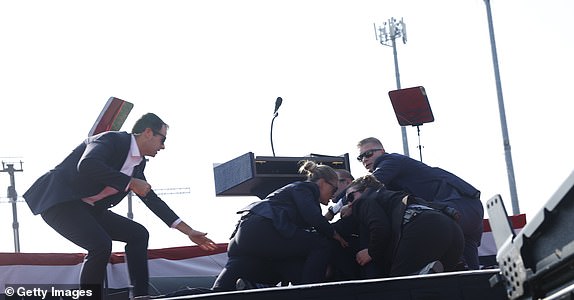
[23,112,217,299]
[356,137,483,270]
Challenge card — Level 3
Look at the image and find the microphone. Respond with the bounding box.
[271,97,282,156]
[273,97,283,115]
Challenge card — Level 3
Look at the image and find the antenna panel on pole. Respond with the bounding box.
[401,20,407,44]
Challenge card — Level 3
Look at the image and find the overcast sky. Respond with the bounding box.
[1,0,573,253]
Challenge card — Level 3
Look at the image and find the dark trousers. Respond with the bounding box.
[391,210,464,276]
[329,216,361,281]
[441,197,484,270]
[212,214,331,291]
[41,201,150,296]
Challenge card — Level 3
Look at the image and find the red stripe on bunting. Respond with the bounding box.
[0,243,228,266]
[482,214,527,233]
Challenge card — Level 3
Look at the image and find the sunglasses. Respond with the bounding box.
[152,130,167,145]
[357,148,382,161]
[346,190,362,203]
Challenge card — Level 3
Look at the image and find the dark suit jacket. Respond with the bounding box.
[372,153,480,202]
[352,188,403,267]
[23,131,179,226]
[239,181,335,239]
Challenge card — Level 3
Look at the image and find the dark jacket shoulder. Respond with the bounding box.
[242,181,334,239]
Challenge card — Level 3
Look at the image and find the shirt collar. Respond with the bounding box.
[130,134,143,161]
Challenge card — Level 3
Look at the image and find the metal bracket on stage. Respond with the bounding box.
[486,195,529,299]
[486,169,574,299]
[213,152,350,199]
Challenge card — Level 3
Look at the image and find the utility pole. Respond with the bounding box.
[483,0,520,215]
[1,160,23,252]
[374,17,410,157]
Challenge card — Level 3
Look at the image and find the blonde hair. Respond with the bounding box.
[357,137,384,150]
[298,160,338,184]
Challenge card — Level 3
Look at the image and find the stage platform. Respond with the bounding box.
[154,269,508,300]
[1,216,524,300]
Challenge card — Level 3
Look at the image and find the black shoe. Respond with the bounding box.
[236,278,278,290]
[236,278,256,290]
[454,260,469,271]
[418,260,444,275]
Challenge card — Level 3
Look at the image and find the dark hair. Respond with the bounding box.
[335,169,354,181]
[131,113,168,134]
[347,174,383,192]
[298,160,338,184]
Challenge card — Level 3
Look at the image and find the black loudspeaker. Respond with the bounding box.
[213,152,350,199]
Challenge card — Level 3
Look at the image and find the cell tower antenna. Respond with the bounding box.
[374,17,410,157]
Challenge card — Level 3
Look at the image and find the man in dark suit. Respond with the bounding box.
[356,137,484,270]
[23,113,217,299]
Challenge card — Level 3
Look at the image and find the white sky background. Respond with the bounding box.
[1,0,573,253]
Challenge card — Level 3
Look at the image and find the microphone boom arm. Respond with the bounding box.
[270,112,278,156]
[270,97,282,157]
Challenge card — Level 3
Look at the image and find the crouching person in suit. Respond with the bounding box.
[212,160,348,291]
[23,113,217,299]
[346,175,464,278]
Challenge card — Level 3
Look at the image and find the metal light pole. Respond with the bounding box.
[1,160,23,252]
[483,0,520,214]
[375,18,410,157]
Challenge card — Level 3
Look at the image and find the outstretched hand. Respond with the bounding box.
[175,221,218,251]
[187,229,218,251]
